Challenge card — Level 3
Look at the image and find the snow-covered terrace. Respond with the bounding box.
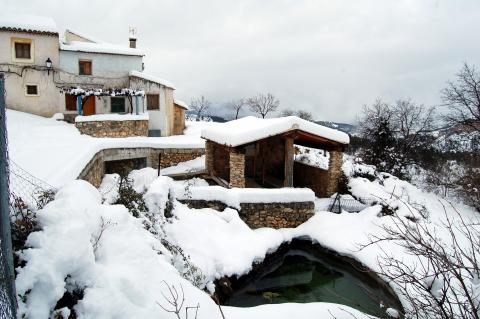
[7,110,204,188]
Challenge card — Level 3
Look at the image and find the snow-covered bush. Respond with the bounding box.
[113,175,148,218]
[362,204,480,318]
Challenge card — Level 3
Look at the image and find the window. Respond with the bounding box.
[25,85,38,96]
[15,42,31,59]
[79,60,92,75]
[11,38,33,63]
[65,94,77,111]
[111,97,125,113]
[147,94,159,110]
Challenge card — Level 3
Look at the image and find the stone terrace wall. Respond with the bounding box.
[180,199,314,229]
[239,202,314,229]
[150,148,205,170]
[75,120,149,137]
[78,147,204,187]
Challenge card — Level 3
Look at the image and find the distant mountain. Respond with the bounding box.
[315,121,356,134]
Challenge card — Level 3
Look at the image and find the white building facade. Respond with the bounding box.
[0,15,182,136]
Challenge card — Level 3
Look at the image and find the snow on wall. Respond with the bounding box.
[75,113,149,123]
[176,185,315,209]
[129,71,176,89]
[201,116,350,147]
[60,41,144,56]
[174,99,189,110]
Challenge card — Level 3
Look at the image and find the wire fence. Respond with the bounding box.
[319,195,379,213]
[0,72,15,319]
[9,161,54,210]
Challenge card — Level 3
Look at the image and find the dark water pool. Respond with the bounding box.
[221,241,402,318]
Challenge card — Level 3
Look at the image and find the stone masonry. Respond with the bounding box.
[78,147,204,187]
[229,150,245,188]
[75,120,149,138]
[205,140,215,174]
[150,148,205,171]
[239,202,314,229]
[326,150,342,196]
[180,199,315,229]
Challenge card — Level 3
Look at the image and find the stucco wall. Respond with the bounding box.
[0,31,63,116]
[59,50,142,78]
[129,77,174,136]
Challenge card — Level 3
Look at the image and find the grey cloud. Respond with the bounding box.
[4,0,480,122]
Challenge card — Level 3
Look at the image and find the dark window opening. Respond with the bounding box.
[111,97,126,113]
[15,42,31,59]
[26,85,38,95]
[79,60,92,75]
[147,94,159,110]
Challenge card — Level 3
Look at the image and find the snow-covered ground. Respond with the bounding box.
[6,110,204,188]
[9,111,480,318]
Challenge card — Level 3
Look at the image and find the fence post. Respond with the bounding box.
[0,73,17,317]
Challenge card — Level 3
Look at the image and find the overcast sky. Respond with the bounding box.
[4,0,480,122]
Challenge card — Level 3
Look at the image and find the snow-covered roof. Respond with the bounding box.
[201,116,350,146]
[129,71,176,89]
[65,28,103,43]
[174,99,189,110]
[60,41,144,56]
[0,14,58,35]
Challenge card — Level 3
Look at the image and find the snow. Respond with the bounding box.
[201,116,350,147]
[160,155,206,175]
[7,110,204,188]
[0,14,58,34]
[15,179,372,319]
[60,41,144,57]
[176,186,315,209]
[294,145,329,170]
[75,113,149,123]
[174,99,189,110]
[129,71,176,89]
[65,28,104,44]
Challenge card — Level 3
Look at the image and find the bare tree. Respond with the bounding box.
[157,281,200,319]
[296,110,314,121]
[227,98,245,120]
[190,96,211,121]
[442,63,480,133]
[360,200,480,319]
[281,108,295,117]
[393,99,436,155]
[247,93,279,118]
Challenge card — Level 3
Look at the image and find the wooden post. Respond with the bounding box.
[284,137,294,187]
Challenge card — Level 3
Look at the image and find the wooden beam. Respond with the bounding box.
[284,137,294,187]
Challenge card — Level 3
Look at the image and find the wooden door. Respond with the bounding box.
[83,96,96,116]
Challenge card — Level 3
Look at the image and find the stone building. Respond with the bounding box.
[201,116,350,197]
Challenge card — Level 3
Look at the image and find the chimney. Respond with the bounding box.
[129,27,137,48]
[129,37,137,48]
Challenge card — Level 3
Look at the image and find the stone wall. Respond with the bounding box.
[180,199,314,229]
[294,150,343,198]
[75,120,149,137]
[239,202,314,229]
[78,147,204,186]
[150,148,205,170]
[229,150,245,188]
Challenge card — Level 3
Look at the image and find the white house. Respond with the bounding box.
[0,14,186,136]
